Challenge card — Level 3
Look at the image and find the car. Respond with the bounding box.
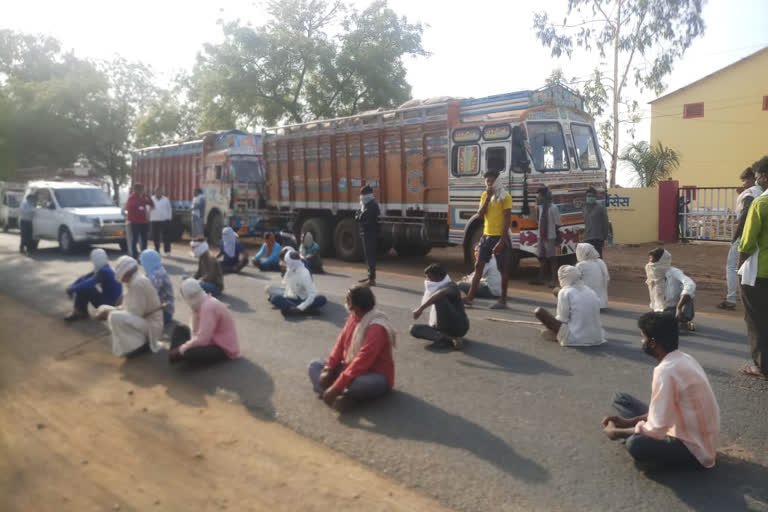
[24,181,127,253]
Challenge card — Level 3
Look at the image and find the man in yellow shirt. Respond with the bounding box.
[463,169,512,309]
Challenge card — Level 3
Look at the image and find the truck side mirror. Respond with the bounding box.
[511,125,529,173]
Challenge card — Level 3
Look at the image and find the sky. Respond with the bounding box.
[4,0,767,185]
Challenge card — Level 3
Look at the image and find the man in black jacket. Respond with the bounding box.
[356,185,380,286]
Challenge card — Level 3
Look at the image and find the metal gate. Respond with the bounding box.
[678,186,740,242]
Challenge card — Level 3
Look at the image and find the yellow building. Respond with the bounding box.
[650,47,768,187]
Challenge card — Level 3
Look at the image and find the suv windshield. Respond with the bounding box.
[54,188,114,208]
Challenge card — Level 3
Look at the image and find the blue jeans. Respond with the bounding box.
[269,294,327,312]
[162,309,173,326]
[308,360,389,401]
[199,280,222,297]
[129,223,148,259]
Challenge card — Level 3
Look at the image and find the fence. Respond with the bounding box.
[678,186,739,242]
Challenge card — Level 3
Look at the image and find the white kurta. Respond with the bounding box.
[555,285,606,347]
[577,259,610,309]
[649,267,697,312]
[282,265,318,311]
[105,272,164,356]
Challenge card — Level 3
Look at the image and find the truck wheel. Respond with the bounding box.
[463,224,483,265]
[206,212,224,248]
[334,218,363,262]
[300,217,333,257]
[58,227,75,254]
[394,244,431,258]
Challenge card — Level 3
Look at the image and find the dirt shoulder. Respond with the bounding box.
[0,295,452,512]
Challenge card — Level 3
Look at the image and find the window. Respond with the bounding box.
[54,188,114,208]
[36,189,52,208]
[485,146,507,173]
[215,165,223,180]
[763,96,768,111]
[571,124,601,170]
[683,102,704,119]
[451,145,480,176]
[526,122,569,172]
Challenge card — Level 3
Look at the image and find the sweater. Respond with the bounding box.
[583,202,610,241]
[326,314,394,391]
[180,295,240,359]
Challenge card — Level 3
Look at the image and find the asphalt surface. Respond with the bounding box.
[2,233,768,512]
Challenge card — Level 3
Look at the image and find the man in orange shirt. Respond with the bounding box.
[602,312,720,469]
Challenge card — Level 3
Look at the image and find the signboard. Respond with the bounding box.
[452,127,481,143]
[482,124,511,141]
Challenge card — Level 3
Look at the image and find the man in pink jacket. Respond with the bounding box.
[169,279,240,364]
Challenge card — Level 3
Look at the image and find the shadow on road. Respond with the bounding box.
[370,283,423,296]
[219,294,255,313]
[647,454,768,511]
[460,340,572,376]
[119,354,275,420]
[280,300,349,329]
[338,390,550,482]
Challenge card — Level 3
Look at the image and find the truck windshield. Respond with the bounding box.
[54,188,114,208]
[231,159,264,183]
[527,122,569,172]
[571,123,601,170]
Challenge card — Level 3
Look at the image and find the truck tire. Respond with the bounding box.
[394,244,431,258]
[464,224,483,265]
[300,217,333,257]
[58,227,76,254]
[206,211,224,248]
[334,218,363,262]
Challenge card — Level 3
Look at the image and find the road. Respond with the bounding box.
[1,233,767,512]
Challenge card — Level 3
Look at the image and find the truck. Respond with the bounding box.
[131,130,266,243]
[258,84,606,269]
[0,182,26,232]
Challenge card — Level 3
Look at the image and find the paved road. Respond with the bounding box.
[2,233,767,512]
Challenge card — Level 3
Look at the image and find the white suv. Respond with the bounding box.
[25,181,127,253]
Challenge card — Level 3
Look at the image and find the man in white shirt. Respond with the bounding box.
[646,248,696,333]
[150,187,173,255]
[719,167,763,310]
[534,265,606,346]
[267,250,327,316]
[458,248,502,299]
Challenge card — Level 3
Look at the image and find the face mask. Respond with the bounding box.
[586,196,597,205]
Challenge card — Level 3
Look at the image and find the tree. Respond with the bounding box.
[186,0,427,130]
[134,90,197,148]
[533,0,705,187]
[619,140,680,187]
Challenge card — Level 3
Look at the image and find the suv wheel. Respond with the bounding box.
[59,227,75,254]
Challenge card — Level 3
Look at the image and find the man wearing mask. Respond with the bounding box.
[150,187,172,255]
[355,185,380,286]
[583,186,610,258]
[124,183,153,259]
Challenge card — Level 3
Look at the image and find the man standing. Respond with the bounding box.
[582,186,610,257]
[191,188,206,238]
[719,167,763,310]
[532,186,561,288]
[356,185,380,286]
[124,183,153,259]
[19,193,36,254]
[463,169,512,309]
[150,187,172,255]
[738,157,768,380]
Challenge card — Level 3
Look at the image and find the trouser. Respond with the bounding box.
[222,255,249,274]
[663,301,695,323]
[410,296,469,342]
[151,220,172,253]
[611,393,701,468]
[191,216,204,238]
[725,238,741,303]
[163,309,173,326]
[742,278,768,374]
[130,223,149,259]
[458,281,495,299]
[585,239,604,258]
[361,230,376,281]
[171,325,228,364]
[305,254,324,273]
[73,286,107,314]
[308,360,389,401]
[269,294,327,312]
[199,280,222,297]
[255,260,281,272]
[19,219,33,252]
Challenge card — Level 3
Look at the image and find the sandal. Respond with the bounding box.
[451,337,464,350]
[717,301,736,310]
[739,363,768,380]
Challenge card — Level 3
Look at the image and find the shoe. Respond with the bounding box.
[716,301,736,310]
[332,394,357,413]
[489,302,508,310]
[450,337,464,350]
[64,311,87,322]
[358,278,369,283]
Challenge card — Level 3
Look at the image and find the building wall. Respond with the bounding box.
[606,187,659,245]
[650,49,768,188]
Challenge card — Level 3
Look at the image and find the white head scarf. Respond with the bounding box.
[422,274,453,326]
[191,240,209,258]
[558,265,584,288]
[115,255,138,281]
[489,176,507,203]
[90,248,109,271]
[576,243,599,262]
[302,231,314,249]
[646,249,672,307]
[181,278,206,311]
[222,227,238,258]
[284,250,303,273]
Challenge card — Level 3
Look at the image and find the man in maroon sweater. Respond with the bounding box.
[125,183,154,258]
[308,285,396,411]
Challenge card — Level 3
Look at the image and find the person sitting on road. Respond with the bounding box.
[602,311,720,469]
[411,263,469,350]
[65,248,123,322]
[192,239,224,297]
[646,248,696,333]
[458,247,501,299]
[300,232,324,274]
[140,249,174,326]
[252,232,281,271]
[268,250,327,316]
[93,256,165,357]
[217,227,249,274]
[308,285,395,411]
[534,265,606,347]
[576,242,609,310]
[168,279,240,365]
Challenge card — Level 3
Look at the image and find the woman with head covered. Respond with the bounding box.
[576,242,609,310]
[140,249,175,326]
[217,227,249,274]
[65,248,123,322]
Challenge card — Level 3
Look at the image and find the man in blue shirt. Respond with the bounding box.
[19,194,36,254]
